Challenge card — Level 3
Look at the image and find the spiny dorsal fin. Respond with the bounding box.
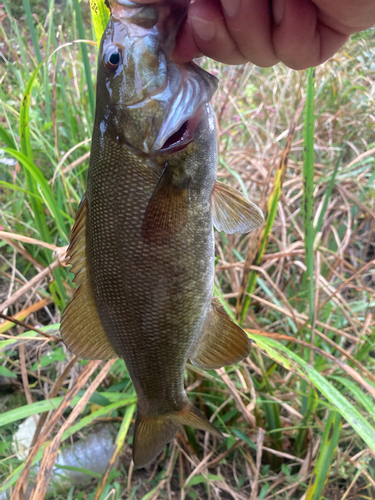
[61,196,117,360]
[190,298,252,370]
[212,181,264,234]
[141,165,188,244]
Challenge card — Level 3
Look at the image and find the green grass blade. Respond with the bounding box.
[213,284,236,321]
[4,148,69,242]
[0,125,17,149]
[0,398,136,493]
[355,328,375,363]
[247,333,375,453]
[19,59,52,245]
[73,0,96,116]
[49,279,67,313]
[22,0,43,68]
[0,326,57,351]
[54,464,102,479]
[295,384,318,456]
[305,411,341,500]
[0,181,44,203]
[302,67,316,329]
[94,403,136,496]
[260,394,282,458]
[3,0,30,81]
[315,150,342,236]
[248,334,307,379]
[0,396,82,427]
[0,394,136,428]
[43,0,56,120]
[331,376,375,421]
[238,99,304,324]
[89,0,111,42]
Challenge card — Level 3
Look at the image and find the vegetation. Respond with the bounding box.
[1,1,375,498]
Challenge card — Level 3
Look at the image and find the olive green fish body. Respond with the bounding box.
[61,0,264,468]
[86,105,217,416]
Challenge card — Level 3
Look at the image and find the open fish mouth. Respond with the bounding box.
[148,63,218,155]
[155,107,203,154]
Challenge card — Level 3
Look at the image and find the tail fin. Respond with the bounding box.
[133,402,222,468]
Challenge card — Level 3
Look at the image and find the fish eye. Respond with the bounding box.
[105,47,122,71]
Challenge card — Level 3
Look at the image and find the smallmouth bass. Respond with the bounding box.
[61,0,264,468]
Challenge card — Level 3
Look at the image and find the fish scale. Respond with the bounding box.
[61,0,264,468]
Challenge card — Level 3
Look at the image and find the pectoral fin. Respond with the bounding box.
[141,165,188,243]
[190,299,252,370]
[212,181,264,234]
[61,196,117,360]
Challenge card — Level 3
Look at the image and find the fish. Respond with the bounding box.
[61,0,264,468]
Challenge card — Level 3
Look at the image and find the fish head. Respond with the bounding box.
[96,0,218,155]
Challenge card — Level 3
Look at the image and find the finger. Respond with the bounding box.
[313,0,375,33]
[186,0,249,65]
[173,18,202,63]
[272,0,348,70]
[219,0,279,67]
[188,0,276,65]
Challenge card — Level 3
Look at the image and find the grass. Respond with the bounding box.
[1,1,375,499]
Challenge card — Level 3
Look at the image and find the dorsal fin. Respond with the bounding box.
[211,181,264,234]
[61,196,117,360]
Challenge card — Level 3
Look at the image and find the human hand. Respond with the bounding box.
[133,0,375,69]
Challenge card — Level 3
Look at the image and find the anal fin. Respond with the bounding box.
[212,181,264,234]
[61,196,117,360]
[190,298,252,370]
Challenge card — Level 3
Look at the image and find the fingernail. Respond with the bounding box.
[190,16,216,41]
[221,0,241,17]
[272,0,284,24]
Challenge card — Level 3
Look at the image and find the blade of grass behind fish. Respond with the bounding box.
[315,149,342,236]
[19,60,51,247]
[247,332,375,453]
[302,67,316,345]
[0,389,135,427]
[0,126,17,150]
[90,0,111,43]
[219,158,249,199]
[0,398,136,494]
[93,403,136,500]
[2,0,30,82]
[29,360,117,500]
[22,0,43,70]
[305,411,341,500]
[330,376,375,422]
[236,98,305,324]
[295,383,318,457]
[16,53,68,296]
[355,328,375,364]
[73,0,96,117]
[43,0,57,122]
[16,53,71,300]
[12,360,102,499]
[23,0,52,120]
[3,149,70,242]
